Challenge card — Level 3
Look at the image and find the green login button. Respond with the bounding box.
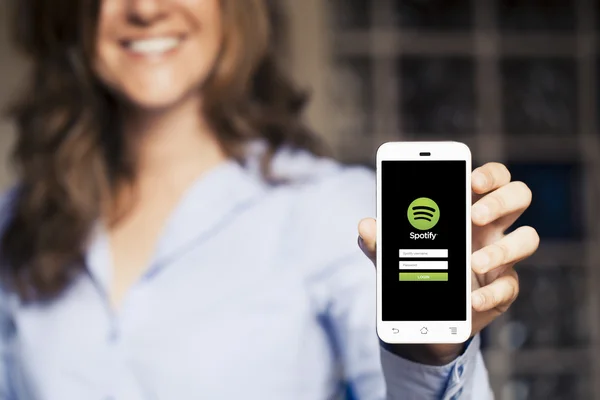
[400,272,448,281]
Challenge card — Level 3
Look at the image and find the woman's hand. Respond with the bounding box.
[358,162,540,365]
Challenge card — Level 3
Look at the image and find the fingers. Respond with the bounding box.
[472,162,511,195]
[358,218,376,260]
[472,269,519,312]
[471,226,540,274]
[472,181,532,226]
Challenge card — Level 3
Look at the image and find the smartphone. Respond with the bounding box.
[376,141,472,344]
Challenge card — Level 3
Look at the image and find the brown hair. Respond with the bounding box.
[2,0,327,300]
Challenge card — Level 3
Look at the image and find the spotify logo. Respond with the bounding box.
[407,197,440,231]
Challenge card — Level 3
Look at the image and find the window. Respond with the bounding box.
[506,162,583,239]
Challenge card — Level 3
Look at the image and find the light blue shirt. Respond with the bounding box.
[0,145,492,399]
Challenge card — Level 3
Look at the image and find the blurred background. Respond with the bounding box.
[0,0,598,399]
[285,1,597,399]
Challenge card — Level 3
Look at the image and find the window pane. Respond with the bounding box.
[501,58,578,136]
[399,57,477,135]
[509,265,588,349]
[392,0,473,30]
[498,0,576,31]
[505,162,583,239]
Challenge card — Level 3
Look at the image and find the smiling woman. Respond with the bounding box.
[95,0,225,109]
[0,0,537,399]
[5,0,324,300]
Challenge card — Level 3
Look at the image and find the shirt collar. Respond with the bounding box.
[85,159,267,292]
[151,159,266,267]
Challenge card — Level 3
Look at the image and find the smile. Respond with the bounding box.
[123,36,184,55]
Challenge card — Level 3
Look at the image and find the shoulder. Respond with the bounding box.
[261,145,375,271]
[286,159,375,226]
[267,144,375,220]
[246,141,375,217]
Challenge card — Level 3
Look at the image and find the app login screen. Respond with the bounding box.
[382,161,467,321]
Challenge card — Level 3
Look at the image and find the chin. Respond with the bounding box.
[128,95,183,112]
[121,87,194,112]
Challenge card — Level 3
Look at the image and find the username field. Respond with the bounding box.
[399,249,448,258]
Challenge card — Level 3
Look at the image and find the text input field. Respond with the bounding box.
[399,249,448,258]
[399,261,449,270]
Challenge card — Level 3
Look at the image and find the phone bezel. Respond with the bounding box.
[376,141,472,344]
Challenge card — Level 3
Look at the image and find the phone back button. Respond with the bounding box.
[392,328,399,334]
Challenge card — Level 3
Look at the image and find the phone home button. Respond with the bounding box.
[420,327,428,335]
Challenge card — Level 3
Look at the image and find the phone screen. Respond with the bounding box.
[381,160,468,321]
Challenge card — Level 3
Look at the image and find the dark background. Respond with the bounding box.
[382,161,467,321]
[317,0,598,398]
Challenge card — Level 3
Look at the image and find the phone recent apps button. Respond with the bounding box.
[399,272,448,281]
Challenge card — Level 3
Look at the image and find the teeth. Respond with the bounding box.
[127,37,180,54]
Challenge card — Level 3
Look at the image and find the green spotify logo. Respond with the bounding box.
[407,197,440,230]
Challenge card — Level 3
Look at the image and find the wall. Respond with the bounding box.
[0,2,22,190]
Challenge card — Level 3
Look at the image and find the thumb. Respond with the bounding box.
[358,218,377,262]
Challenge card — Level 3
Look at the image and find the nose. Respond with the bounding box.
[126,0,168,25]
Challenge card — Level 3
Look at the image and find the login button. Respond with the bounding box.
[399,272,448,281]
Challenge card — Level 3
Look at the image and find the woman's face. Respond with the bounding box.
[95,0,223,110]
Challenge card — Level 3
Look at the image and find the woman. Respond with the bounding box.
[0,0,539,399]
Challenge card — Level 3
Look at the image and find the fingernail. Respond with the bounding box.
[472,250,490,271]
[473,293,485,309]
[473,172,487,188]
[473,204,490,222]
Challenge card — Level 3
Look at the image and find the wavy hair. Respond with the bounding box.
[2,0,327,300]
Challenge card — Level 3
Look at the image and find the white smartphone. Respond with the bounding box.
[376,141,472,344]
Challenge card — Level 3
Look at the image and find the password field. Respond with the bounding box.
[399,261,448,270]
